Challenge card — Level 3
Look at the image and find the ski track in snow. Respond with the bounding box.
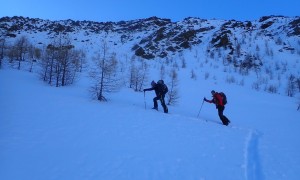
[167,112,265,180]
[244,129,264,180]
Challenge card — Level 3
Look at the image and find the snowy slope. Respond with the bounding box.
[1,66,300,180]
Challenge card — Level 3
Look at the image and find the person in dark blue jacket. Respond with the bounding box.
[144,80,168,113]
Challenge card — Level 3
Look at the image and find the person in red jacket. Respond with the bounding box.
[204,90,230,126]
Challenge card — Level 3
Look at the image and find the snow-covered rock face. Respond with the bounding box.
[1,15,299,62]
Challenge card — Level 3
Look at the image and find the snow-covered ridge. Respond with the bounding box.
[1,15,299,60]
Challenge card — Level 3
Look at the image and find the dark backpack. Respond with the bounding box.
[219,92,227,105]
[157,80,168,94]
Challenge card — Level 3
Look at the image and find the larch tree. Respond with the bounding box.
[129,55,149,92]
[90,40,121,101]
[167,68,180,105]
[0,32,5,68]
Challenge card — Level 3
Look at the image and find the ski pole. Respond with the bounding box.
[197,99,205,118]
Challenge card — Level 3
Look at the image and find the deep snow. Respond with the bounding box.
[1,66,300,180]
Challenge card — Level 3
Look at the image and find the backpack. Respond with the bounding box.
[157,80,168,94]
[219,92,227,105]
[157,80,164,85]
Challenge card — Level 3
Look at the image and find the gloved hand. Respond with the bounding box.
[143,89,146,92]
[203,97,207,101]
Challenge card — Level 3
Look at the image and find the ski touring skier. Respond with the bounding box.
[204,90,231,126]
[144,80,168,113]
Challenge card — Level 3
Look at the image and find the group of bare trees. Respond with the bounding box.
[0,32,5,68]
[129,56,149,92]
[286,74,300,97]
[203,30,300,103]
[40,35,86,87]
[1,33,179,104]
[0,33,87,88]
[88,41,180,104]
[1,35,37,70]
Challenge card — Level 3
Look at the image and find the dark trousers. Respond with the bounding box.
[153,96,168,113]
[217,105,230,125]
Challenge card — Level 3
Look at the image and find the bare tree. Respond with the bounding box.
[75,49,87,73]
[160,64,166,80]
[191,69,197,80]
[286,74,296,97]
[295,77,300,93]
[205,72,210,80]
[256,44,260,57]
[136,58,149,91]
[40,45,56,84]
[167,68,179,105]
[181,57,187,68]
[7,44,17,66]
[90,40,121,101]
[129,56,137,89]
[62,48,86,85]
[235,42,241,58]
[265,40,270,56]
[129,56,149,91]
[28,45,41,72]
[14,36,30,70]
[0,37,5,68]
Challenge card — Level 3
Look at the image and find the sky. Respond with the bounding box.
[0,0,299,22]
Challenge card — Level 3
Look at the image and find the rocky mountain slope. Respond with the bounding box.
[1,15,299,60]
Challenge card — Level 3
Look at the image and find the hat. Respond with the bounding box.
[151,80,156,87]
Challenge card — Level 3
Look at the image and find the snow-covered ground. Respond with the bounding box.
[1,66,300,180]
